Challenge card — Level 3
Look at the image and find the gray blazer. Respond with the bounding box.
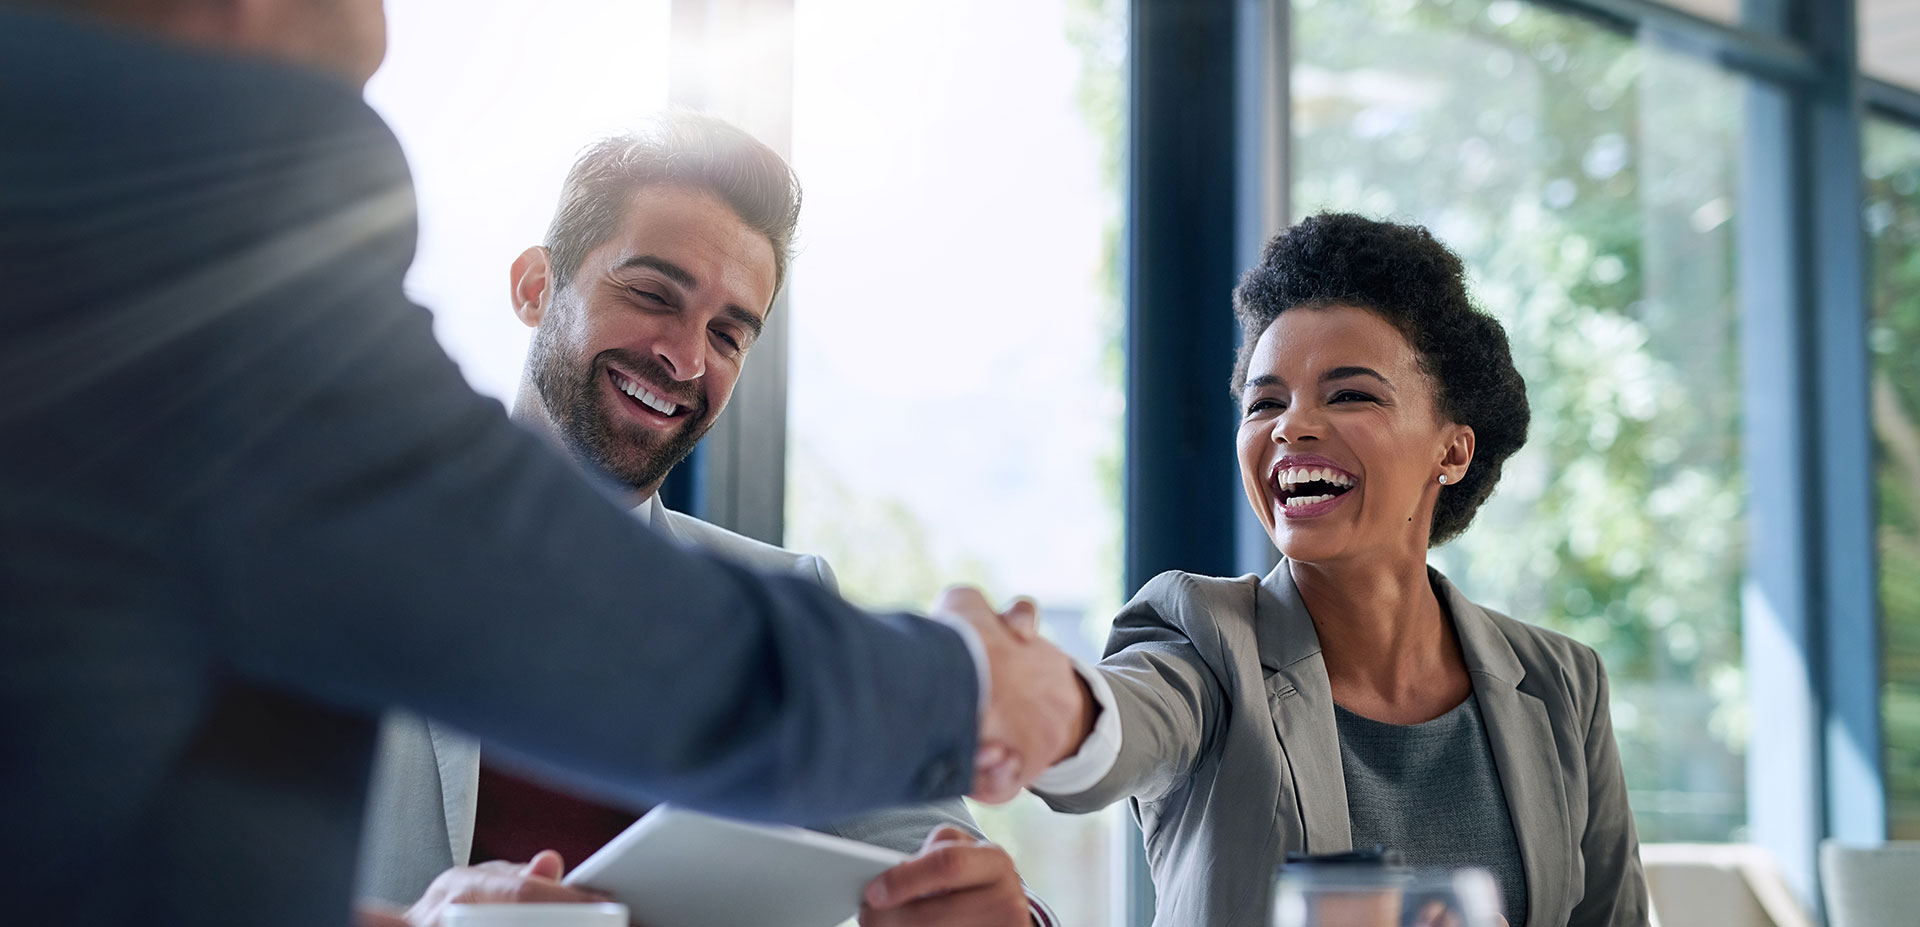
[356,496,1013,909]
[1037,563,1648,927]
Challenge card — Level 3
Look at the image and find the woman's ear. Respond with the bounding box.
[509,246,553,329]
[1439,423,1476,485]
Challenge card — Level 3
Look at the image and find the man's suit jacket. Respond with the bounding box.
[1037,563,1649,927]
[356,497,1009,909]
[0,10,981,926]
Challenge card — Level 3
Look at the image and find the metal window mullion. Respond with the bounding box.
[1529,0,1818,86]
[1865,77,1920,130]
[663,0,796,543]
[1742,0,1887,911]
[1124,0,1252,924]
[1797,0,1887,853]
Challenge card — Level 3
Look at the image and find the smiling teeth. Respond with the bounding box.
[1284,494,1337,508]
[1276,467,1355,490]
[614,374,678,415]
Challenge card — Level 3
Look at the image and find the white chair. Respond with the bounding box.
[1820,840,1920,927]
[1641,843,1812,927]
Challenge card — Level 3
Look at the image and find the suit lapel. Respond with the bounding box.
[425,721,483,866]
[1255,562,1351,854]
[1433,571,1571,927]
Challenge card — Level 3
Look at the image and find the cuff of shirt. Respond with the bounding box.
[1028,657,1119,795]
[1026,891,1061,927]
[929,613,992,718]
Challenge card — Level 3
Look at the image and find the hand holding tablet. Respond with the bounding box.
[563,806,908,927]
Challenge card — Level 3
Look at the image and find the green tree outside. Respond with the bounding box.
[1864,119,1920,840]
[1293,0,1748,841]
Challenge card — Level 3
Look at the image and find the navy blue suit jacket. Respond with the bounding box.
[0,9,977,925]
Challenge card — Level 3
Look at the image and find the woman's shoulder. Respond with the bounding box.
[1113,570,1265,643]
[1483,604,1599,664]
[1432,570,1602,679]
[1467,598,1612,714]
[1130,570,1264,619]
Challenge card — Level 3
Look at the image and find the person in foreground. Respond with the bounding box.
[0,2,1090,925]
[353,119,1057,927]
[1035,214,1648,927]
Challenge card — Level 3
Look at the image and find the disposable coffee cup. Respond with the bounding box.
[442,902,629,927]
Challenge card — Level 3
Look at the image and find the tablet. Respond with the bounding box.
[563,805,908,927]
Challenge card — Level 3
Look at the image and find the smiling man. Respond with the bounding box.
[355,116,1060,927]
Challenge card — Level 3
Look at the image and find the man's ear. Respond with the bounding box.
[510,246,553,329]
[1439,424,1476,485]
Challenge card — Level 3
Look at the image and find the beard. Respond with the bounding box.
[527,324,713,493]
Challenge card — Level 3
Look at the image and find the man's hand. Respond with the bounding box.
[403,850,609,926]
[859,825,1033,927]
[354,904,411,927]
[929,587,1092,802]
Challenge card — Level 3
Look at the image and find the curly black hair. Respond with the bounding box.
[1231,213,1529,547]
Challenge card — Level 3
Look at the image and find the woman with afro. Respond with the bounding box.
[1037,214,1646,927]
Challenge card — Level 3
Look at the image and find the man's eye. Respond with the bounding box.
[712,329,742,352]
[630,287,667,305]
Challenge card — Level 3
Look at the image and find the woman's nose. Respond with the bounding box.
[1272,405,1320,445]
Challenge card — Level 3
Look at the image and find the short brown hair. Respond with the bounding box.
[544,113,802,301]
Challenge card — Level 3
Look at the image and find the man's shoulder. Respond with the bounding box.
[657,508,835,588]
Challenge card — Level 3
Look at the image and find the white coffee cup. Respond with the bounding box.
[442,902,629,927]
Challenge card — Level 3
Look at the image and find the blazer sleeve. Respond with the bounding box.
[1570,651,1651,927]
[175,102,980,825]
[1036,572,1228,812]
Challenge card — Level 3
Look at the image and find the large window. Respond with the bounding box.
[364,0,1919,920]
[365,0,674,401]
[1293,0,1749,842]
[784,0,1128,921]
[1865,118,1920,841]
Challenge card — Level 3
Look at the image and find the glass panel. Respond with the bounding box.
[786,0,1128,921]
[1863,0,1920,92]
[1294,0,1748,842]
[1865,118,1920,840]
[365,0,673,400]
[1656,0,1742,26]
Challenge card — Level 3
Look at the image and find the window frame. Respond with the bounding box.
[684,0,1902,920]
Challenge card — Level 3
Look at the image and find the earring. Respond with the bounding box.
[1438,474,1449,485]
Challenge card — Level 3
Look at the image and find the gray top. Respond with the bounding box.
[1337,694,1528,927]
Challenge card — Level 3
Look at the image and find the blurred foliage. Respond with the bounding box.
[1294,0,1747,841]
[1864,120,1920,840]
[785,442,997,610]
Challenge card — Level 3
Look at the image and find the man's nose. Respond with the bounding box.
[653,323,706,381]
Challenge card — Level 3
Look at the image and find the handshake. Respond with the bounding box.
[928,587,1099,803]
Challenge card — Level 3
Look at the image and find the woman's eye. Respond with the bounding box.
[1332,390,1375,403]
[1244,398,1283,415]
